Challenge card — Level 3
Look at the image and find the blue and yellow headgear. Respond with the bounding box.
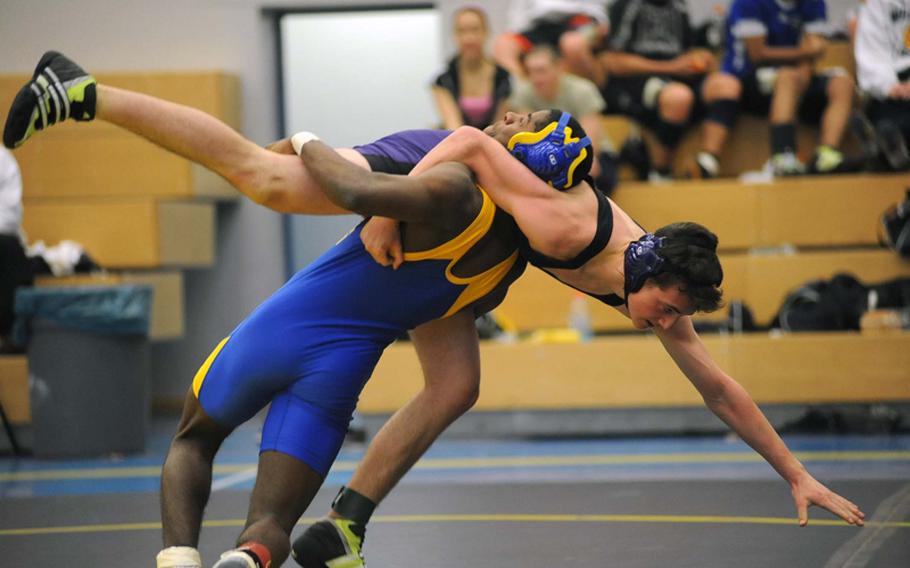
[507,111,592,190]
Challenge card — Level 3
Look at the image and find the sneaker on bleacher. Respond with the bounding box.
[688,151,719,179]
[647,169,673,184]
[809,145,846,174]
[770,151,806,177]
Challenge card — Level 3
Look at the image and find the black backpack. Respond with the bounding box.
[772,273,869,332]
[880,189,910,258]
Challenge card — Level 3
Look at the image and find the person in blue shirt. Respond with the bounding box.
[720,0,854,175]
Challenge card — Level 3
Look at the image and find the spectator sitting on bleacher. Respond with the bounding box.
[722,0,855,176]
[431,6,512,131]
[854,0,910,171]
[508,45,616,190]
[493,0,609,87]
[0,148,33,353]
[598,0,739,180]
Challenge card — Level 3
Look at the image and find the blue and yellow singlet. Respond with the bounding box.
[193,172,523,476]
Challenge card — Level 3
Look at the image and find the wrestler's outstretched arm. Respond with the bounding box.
[657,317,866,527]
[95,85,361,214]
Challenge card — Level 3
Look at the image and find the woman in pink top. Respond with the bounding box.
[432,6,512,130]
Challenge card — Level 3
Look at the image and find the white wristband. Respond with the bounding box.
[291,131,321,155]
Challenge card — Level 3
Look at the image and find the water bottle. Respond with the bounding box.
[568,293,593,342]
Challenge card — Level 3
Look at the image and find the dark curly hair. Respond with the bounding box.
[652,222,724,313]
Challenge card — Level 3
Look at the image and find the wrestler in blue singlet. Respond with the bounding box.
[191,130,523,476]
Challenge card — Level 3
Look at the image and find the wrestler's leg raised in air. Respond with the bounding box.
[3,51,364,214]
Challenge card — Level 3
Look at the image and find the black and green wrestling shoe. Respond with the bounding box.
[3,50,96,149]
[292,517,367,568]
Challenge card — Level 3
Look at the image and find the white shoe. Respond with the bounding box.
[770,151,806,176]
[647,169,673,184]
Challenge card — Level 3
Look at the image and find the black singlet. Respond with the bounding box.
[516,182,627,307]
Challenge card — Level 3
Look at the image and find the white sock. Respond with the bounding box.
[156,546,202,568]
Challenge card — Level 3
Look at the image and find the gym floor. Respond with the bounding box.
[1,419,908,567]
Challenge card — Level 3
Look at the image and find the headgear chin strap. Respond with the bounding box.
[623,233,665,301]
[507,111,592,190]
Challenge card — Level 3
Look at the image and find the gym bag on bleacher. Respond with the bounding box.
[880,189,910,258]
[772,273,868,332]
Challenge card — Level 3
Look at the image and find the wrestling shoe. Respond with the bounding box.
[212,543,271,568]
[3,50,96,148]
[292,517,367,568]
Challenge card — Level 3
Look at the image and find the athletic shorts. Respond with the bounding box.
[740,67,847,124]
[602,74,706,127]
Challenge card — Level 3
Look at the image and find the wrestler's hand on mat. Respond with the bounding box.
[790,471,865,527]
[361,216,404,269]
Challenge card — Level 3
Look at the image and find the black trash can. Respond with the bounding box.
[14,285,152,458]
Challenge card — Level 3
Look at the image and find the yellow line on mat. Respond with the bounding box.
[1,514,907,537]
[2,451,908,482]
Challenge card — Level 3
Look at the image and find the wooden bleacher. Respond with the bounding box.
[362,333,910,413]
[613,175,907,250]
[22,198,214,268]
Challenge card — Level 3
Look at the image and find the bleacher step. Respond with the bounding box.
[360,332,910,413]
[22,198,215,269]
[612,174,907,250]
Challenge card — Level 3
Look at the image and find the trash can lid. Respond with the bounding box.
[13,284,153,344]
